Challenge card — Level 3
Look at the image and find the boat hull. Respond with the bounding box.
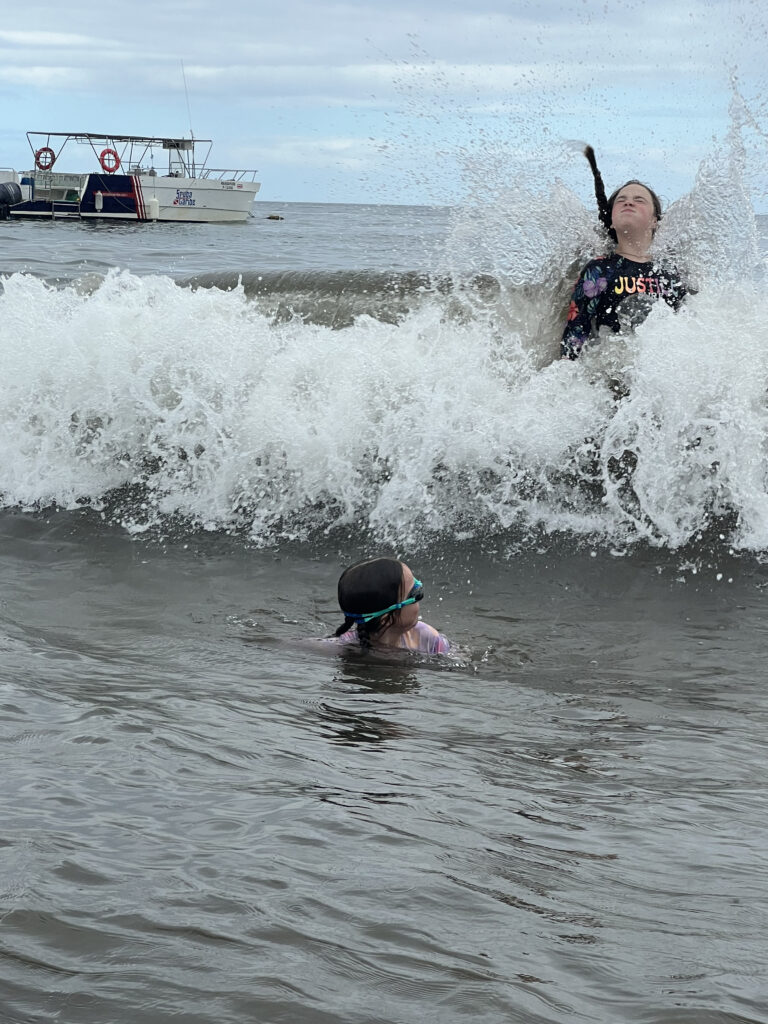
[9,172,260,223]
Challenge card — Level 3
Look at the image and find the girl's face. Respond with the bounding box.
[611,184,658,237]
[393,562,421,631]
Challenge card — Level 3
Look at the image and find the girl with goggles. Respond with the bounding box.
[328,557,449,655]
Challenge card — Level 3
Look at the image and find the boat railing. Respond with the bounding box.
[198,168,259,183]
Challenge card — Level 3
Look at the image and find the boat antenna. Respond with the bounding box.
[181,60,194,139]
[180,59,195,175]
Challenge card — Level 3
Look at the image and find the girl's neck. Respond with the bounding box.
[373,621,419,648]
[614,230,652,262]
[615,244,651,262]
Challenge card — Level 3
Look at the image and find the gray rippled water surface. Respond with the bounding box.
[2,509,767,1024]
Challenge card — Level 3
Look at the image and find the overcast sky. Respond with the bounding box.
[1,0,766,207]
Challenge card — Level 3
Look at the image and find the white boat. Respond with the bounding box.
[0,132,261,223]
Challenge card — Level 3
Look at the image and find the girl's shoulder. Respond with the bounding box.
[574,254,617,283]
[323,627,358,645]
[405,620,451,655]
[584,253,618,271]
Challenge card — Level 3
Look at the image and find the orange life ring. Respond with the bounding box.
[99,148,121,173]
[35,147,56,171]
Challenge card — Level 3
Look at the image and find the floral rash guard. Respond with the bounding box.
[561,253,687,359]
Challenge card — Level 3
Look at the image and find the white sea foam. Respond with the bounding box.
[0,249,766,553]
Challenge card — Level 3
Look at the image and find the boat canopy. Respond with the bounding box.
[25,132,258,181]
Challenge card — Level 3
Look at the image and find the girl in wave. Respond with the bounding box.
[561,147,687,360]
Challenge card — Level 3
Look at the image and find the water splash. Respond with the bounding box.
[659,88,765,289]
[2,103,768,552]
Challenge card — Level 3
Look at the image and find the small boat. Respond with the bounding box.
[0,131,261,223]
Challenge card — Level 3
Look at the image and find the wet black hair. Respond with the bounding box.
[333,556,404,646]
[583,146,662,243]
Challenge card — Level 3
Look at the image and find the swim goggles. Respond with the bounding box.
[343,578,424,624]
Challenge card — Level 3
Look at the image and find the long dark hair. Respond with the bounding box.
[333,557,404,646]
[583,146,662,243]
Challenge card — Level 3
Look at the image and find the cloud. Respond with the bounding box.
[0,30,112,47]
[246,135,381,171]
[0,65,89,88]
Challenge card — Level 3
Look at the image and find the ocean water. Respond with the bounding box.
[2,141,768,1023]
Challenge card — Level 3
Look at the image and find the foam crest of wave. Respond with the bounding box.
[0,269,607,542]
